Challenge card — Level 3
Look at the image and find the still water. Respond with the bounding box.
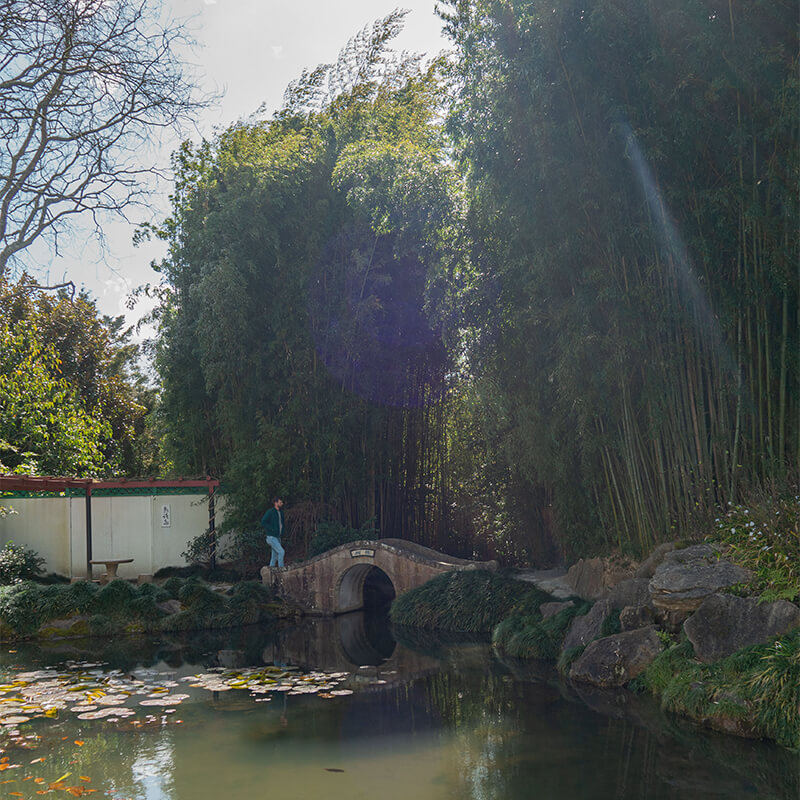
[0,615,796,800]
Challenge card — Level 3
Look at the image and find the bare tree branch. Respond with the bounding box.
[0,0,211,276]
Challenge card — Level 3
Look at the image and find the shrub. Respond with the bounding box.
[136,581,170,604]
[153,564,205,579]
[0,541,45,584]
[181,528,217,565]
[128,595,164,621]
[308,519,377,558]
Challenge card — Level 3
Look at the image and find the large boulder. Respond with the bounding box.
[684,594,800,663]
[607,577,651,611]
[38,615,91,639]
[649,544,750,616]
[540,600,575,620]
[566,556,636,601]
[619,604,656,632]
[569,626,664,687]
[634,542,676,579]
[561,599,611,653]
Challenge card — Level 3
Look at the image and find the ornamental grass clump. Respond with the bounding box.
[0,577,277,639]
[389,569,550,633]
[225,581,274,626]
[632,630,800,750]
[493,602,589,660]
[747,632,800,750]
[711,493,800,602]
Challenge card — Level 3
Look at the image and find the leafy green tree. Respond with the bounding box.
[0,276,158,475]
[0,315,110,475]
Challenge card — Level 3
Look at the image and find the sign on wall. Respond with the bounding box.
[161,504,171,528]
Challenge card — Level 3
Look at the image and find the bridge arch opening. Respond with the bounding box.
[337,564,396,613]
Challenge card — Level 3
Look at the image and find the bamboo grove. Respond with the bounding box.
[152,3,798,562]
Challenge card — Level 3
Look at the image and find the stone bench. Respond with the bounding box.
[90,558,134,584]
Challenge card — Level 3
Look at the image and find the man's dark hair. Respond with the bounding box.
[272,497,282,505]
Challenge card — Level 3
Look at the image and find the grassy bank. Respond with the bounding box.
[0,577,280,640]
[388,493,800,750]
[632,630,800,750]
[711,492,800,603]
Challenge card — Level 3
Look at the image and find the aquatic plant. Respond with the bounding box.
[0,661,362,740]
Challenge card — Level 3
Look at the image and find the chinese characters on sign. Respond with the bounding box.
[161,504,171,528]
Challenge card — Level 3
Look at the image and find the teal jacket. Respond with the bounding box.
[261,507,285,539]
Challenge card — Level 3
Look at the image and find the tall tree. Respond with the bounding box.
[441,0,798,557]
[0,0,207,274]
[152,15,467,550]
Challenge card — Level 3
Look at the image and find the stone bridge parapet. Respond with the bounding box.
[261,538,497,615]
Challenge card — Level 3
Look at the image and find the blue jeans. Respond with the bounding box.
[266,536,284,568]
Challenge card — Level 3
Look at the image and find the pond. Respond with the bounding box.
[0,613,796,800]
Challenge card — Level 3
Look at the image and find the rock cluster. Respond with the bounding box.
[559,543,800,688]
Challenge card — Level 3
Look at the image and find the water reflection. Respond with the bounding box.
[0,617,796,800]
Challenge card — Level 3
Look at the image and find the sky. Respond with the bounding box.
[28,0,450,328]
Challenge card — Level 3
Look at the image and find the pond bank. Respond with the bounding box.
[0,576,291,642]
[390,543,800,750]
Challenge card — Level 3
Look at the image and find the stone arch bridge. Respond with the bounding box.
[261,538,497,615]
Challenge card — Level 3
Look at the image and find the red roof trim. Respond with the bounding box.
[0,475,220,492]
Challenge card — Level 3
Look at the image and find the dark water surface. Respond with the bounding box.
[0,614,796,800]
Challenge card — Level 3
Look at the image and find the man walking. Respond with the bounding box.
[261,497,286,568]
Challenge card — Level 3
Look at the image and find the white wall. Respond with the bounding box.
[0,492,223,579]
[0,497,72,575]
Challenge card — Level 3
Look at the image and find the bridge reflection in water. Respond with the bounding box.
[262,612,439,678]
